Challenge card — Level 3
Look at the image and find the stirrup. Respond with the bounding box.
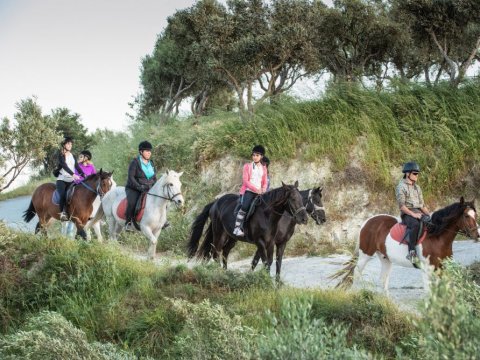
[406,250,418,262]
[125,222,135,232]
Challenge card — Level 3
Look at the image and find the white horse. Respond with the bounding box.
[89,170,184,259]
[62,177,117,241]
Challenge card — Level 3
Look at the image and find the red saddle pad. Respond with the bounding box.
[389,222,427,245]
[116,195,147,222]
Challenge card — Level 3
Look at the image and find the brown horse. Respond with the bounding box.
[334,197,479,293]
[23,170,113,239]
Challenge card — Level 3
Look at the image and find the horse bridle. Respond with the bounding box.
[458,207,479,238]
[424,207,479,238]
[80,177,110,198]
[306,189,325,223]
[260,191,305,218]
[147,183,183,204]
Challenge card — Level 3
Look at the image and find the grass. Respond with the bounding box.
[0,225,413,358]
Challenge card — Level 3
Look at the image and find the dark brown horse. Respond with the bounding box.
[250,187,326,279]
[334,197,480,293]
[187,182,309,270]
[23,170,113,239]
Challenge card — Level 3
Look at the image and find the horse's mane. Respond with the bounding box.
[261,185,291,207]
[83,173,100,182]
[429,201,475,236]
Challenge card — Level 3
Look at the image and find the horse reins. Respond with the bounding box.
[147,183,183,204]
[80,177,110,198]
[259,192,306,218]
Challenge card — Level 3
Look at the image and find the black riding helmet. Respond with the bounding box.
[252,145,265,156]
[80,150,92,160]
[402,161,420,173]
[138,141,153,152]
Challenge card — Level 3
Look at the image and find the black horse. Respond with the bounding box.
[187,181,309,270]
[250,187,326,279]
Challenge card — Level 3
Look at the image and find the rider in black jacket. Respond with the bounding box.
[125,141,157,231]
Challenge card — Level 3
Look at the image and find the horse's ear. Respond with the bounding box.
[111,170,114,175]
[178,171,184,177]
[294,180,299,188]
[281,181,286,187]
[460,196,465,204]
[317,186,323,193]
[166,169,170,175]
[99,168,103,174]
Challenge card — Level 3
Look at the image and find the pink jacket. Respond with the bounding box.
[240,162,268,195]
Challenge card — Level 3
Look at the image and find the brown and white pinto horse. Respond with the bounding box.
[335,197,479,293]
[23,170,113,240]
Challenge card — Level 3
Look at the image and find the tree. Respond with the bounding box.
[393,0,480,87]
[0,98,61,192]
[310,0,403,83]
[33,108,96,175]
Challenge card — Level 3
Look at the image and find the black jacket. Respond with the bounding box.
[54,152,85,178]
[126,157,157,192]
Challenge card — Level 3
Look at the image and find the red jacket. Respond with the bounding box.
[240,162,268,195]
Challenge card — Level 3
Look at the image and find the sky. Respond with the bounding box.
[0,0,200,132]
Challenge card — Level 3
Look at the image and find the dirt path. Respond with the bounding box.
[228,240,480,312]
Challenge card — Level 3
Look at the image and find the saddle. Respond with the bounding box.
[389,222,427,245]
[52,185,76,206]
[116,193,148,224]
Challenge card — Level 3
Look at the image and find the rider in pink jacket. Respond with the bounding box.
[233,145,268,237]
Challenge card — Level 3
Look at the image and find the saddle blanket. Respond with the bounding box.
[389,222,427,245]
[116,195,147,222]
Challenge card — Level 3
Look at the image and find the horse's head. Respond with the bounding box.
[163,169,184,207]
[306,186,326,225]
[458,197,480,240]
[97,169,114,198]
[282,181,308,225]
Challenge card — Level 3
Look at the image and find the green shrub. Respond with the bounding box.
[256,297,370,359]
[170,299,255,360]
[414,260,480,359]
[0,311,138,360]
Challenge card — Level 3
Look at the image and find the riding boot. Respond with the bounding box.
[233,209,246,237]
[405,230,419,262]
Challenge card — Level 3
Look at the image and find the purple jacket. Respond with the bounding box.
[74,163,96,184]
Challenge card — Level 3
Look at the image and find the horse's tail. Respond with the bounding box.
[196,223,214,261]
[330,240,359,289]
[187,201,214,258]
[23,200,36,223]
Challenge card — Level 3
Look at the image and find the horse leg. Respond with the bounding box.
[92,221,103,242]
[251,249,261,270]
[221,237,236,270]
[107,217,118,241]
[141,225,158,260]
[354,250,374,284]
[377,253,392,295]
[275,242,287,281]
[75,225,87,241]
[256,238,269,271]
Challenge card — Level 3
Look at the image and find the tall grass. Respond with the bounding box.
[93,81,480,204]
